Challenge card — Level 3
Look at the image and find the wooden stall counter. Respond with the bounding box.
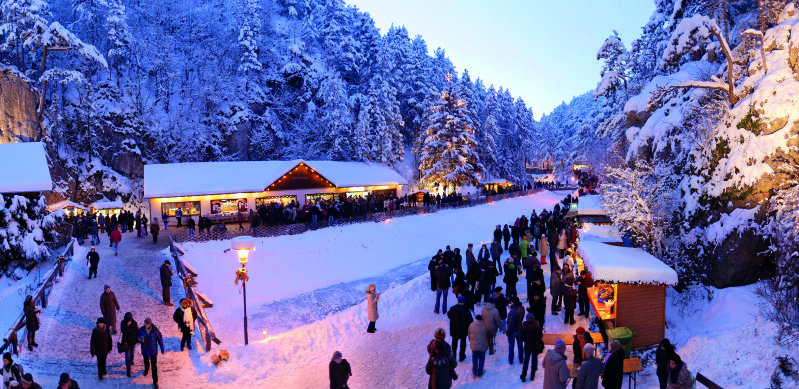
[588,286,616,322]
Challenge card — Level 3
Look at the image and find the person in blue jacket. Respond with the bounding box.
[137,318,165,389]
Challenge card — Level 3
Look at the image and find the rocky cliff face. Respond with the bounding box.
[0,69,40,143]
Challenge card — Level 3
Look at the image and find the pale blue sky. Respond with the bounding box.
[346,0,654,118]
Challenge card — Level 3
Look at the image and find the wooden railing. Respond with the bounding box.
[168,236,221,352]
[173,189,547,244]
[0,238,75,355]
[696,373,724,389]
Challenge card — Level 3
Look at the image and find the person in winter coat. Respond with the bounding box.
[173,298,197,351]
[493,225,502,247]
[577,344,602,389]
[160,260,174,306]
[477,244,490,266]
[426,340,456,389]
[465,244,477,271]
[120,312,138,377]
[502,225,511,250]
[109,227,121,256]
[550,269,562,315]
[329,351,352,389]
[434,263,453,314]
[519,236,530,262]
[23,295,40,351]
[428,253,441,292]
[557,229,568,258]
[89,317,112,380]
[503,257,522,299]
[2,352,23,388]
[481,301,501,355]
[57,372,80,389]
[186,217,196,236]
[89,221,99,245]
[577,270,594,318]
[365,284,379,333]
[492,287,509,333]
[489,240,503,275]
[602,340,625,389]
[135,212,142,238]
[572,327,594,365]
[86,248,100,279]
[520,314,544,382]
[506,297,525,365]
[150,221,160,244]
[141,215,148,236]
[477,264,498,303]
[18,373,41,389]
[468,315,489,377]
[656,338,676,389]
[547,228,559,269]
[426,328,452,357]
[447,296,473,362]
[538,234,548,265]
[136,318,165,388]
[562,278,577,325]
[529,292,547,327]
[667,354,693,389]
[175,208,183,228]
[543,340,570,389]
[527,259,546,297]
[99,285,120,334]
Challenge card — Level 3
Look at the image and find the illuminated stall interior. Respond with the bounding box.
[574,240,678,348]
[91,200,124,217]
[481,178,513,192]
[143,159,408,223]
[48,200,88,216]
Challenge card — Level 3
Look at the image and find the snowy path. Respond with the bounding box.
[18,230,212,388]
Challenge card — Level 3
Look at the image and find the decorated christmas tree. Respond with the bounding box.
[419,74,484,191]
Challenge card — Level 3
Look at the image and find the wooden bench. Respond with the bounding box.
[543,332,604,345]
[568,357,644,389]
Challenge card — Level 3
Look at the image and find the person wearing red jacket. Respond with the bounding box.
[110,227,122,256]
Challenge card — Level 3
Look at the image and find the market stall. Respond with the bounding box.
[91,200,124,217]
[48,200,88,216]
[576,240,678,348]
[567,195,612,224]
[481,178,513,193]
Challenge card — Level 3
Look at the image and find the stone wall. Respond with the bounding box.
[0,69,40,143]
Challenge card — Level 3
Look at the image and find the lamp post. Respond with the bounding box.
[231,236,255,345]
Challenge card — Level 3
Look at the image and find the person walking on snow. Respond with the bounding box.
[520,314,544,383]
[136,318,164,389]
[2,352,23,388]
[447,296,473,362]
[550,269,563,315]
[562,278,577,326]
[434,262,453,314]
[173,299,197,351]
[89,318,112,380]
[120,312,138,377]
[543,339,570,389]
[538,233,548,265]
[99,285,120,334]
[667,354,693,389]
[160,260,174,306]
[86,248,100,279]
[481,300,500,355]
[175,207,183,228]
[506,297,525,365]
[329,351,352,389]
[22,295,39,351]
[502,225,511,250]
[468,315,489,377]
[577,344,602,389]
[109,227,121,256]
[503,256,522,299]
[490,240,503,275]
[365,284,379,333]
[426,328,452,357]
[150,221,160,244]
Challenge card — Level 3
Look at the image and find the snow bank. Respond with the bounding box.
[704,206,760,245]
[577,240,678,284]
[0,142,52,193]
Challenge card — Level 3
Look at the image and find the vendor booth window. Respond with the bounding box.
[256,195,296,206]
[161,201,200,217]
[210,199,246,214]
[305,193,338,203]
[345,191,368,199]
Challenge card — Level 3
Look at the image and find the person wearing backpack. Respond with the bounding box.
[520,314,544,382]
[426,339,457,388]
[2,352,23,389]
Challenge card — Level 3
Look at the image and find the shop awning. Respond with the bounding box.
[48,200,88,212]
[577,240,678,285]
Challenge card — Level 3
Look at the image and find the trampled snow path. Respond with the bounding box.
[17,230,212,388]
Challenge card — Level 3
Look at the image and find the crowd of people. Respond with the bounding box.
[341,189,695,389]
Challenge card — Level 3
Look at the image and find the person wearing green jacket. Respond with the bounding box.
[519,236,530,263]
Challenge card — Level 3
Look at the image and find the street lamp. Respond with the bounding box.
[231,236,255,345]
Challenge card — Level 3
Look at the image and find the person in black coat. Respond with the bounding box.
[173,299,198,351]
[602,340,625,389]
[23,295,40,351]
[120,312,139,377]
[329,351,351,389]
[502,225,511,249]
[562,278,577,325]
[442,246,454,268]
[577,270,594,318]
[493,225,502,244]
[159,260,174,306]
[57,372,80,389]
[520,314,544,382]
[446,296,473,362]
[572,327,595,364]
[90,318,113,380]
[434,263,453,314]
[528,293,547,327]
[477,265,498,303]
[428,251,442,292]
[86,248,100,279]
[503,257,522,299]
[656,338,675,389]
[492,287,509,333]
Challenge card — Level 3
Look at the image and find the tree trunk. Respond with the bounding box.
[37,47,50,138]
[709,29,738,105]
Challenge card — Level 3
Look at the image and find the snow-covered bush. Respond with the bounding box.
[0,194,57,272]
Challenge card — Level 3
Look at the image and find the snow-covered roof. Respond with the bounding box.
[0,142,52,194]
[144,160,408,199]
[577,240,678,285]
[48,200,88,212]
[579,224,622,243]
[577,195,606,216]
[91,200,124,209]
[482,178,512,185]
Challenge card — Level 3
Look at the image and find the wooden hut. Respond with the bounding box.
[575,240,678,348]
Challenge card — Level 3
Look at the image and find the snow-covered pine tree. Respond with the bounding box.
[310,74,355,161]
[0,0,50,71]
[357,79,404,165]
[105,0,133,84]
[594,30,629,101]
[0,194,56,271]
[237,0,262,78]
[419,74,483,191]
